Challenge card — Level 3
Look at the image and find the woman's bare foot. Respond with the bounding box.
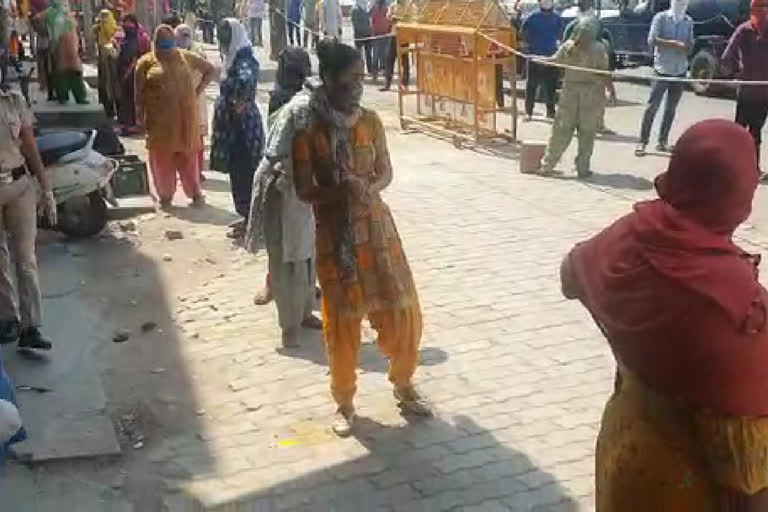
[281,328,300,348]
[253,286,273,305]
[226,219,246,240]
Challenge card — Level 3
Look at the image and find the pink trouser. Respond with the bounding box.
[148,148,201,202]
[197,136,205,179]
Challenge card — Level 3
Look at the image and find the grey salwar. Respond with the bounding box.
[245,88,318,346]
[540,17,608,176]
[263,186,315,333]
[0,176,41,328]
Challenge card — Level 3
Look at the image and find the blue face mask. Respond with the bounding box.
[156,38,175,51]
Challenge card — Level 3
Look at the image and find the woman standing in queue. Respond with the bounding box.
[115,14,150,135]
[210,18,264,240]
[292,40,430,437]
[95,9,119,118]
[135,25,216,209]
[561,119,768,510]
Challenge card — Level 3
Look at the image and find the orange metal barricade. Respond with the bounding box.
[395,0,517,146]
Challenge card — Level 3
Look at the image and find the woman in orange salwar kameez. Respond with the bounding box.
[292,40,430,437]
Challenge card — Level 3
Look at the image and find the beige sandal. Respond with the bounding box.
[332,406,356,437]
[394,386,432,417]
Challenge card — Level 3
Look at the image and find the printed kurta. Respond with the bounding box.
[135,49,208,152]
[598,365,768,510]
[293,108,422,406]
[293,108,417,317]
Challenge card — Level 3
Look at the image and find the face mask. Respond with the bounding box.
[670,0,688,20]
[332,80,364,113]
[176,36,192,49]
[156,38,175,51]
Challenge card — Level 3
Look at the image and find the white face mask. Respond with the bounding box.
[670,0,689,21]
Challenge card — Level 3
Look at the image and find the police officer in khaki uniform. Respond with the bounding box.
[0,87,56,350]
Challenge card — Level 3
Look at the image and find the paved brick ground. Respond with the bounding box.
[13,63,768,510]
[141,75,768,510]
[138,88,761,509]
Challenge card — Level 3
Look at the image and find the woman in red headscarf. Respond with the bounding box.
[722,0,768,179]
[561,119,768,510]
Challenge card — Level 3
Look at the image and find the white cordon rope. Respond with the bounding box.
[480,31,768,86]
[268,7,765,86]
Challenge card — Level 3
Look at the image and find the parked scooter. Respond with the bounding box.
[35,130,119,238]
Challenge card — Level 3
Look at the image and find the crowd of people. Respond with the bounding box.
[521,0,768,181]
[1,2,768,509]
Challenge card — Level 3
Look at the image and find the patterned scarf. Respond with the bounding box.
[309,86,361,283]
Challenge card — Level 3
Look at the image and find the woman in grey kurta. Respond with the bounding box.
[246,81,323,348]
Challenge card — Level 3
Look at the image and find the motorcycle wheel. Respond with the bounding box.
[56,191,108,238]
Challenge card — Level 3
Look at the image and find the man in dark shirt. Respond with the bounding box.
[521,0,563,120]
[722,0,768,175]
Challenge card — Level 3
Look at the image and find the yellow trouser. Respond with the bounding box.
[323,294,423,407]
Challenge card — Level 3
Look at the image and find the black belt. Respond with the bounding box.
[10,165,27,181]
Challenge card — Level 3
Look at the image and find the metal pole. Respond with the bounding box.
[82,0,94,60]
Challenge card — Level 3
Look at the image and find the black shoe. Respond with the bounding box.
[0,320,20,345]
[634,144,647,157]
[379,83,391,92]
[18,327,52,351]
[656,142,674,153]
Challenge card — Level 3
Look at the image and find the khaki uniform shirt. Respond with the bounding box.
[552,39,609,86]
[0,90,33,178]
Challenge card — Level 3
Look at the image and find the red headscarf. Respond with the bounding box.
[752,0,768,34]
[567,119,768,416]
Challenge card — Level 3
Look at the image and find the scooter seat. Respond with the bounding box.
[36,131,90,166]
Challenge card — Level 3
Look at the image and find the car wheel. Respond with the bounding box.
[56,191,108,238]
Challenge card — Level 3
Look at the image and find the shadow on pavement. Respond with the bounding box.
[172,414,580,510]
[167,202,240,227]
[276,329,449,375]
[585,172,654,191]
[544,172,653,191]
[42,231,216,510]
[609,98,642,108]
[201,175,233,194]
[596,131,638,144]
